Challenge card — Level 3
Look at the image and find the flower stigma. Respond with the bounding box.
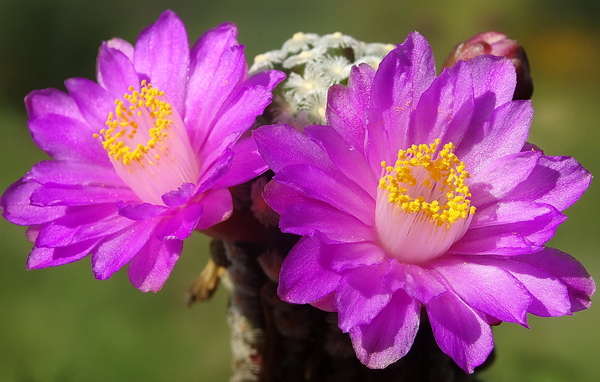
[375,139,476,263]
[94,80,199,205]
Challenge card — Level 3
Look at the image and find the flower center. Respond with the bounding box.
[375,139,475,263]
[94,80,199,205]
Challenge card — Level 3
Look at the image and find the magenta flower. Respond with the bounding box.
[254,32,594,373]
[1,10,284,292]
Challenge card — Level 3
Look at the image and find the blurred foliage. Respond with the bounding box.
[1,0,599,381]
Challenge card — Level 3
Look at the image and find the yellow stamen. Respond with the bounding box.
[379,139,476,227]
[96,80,173,166]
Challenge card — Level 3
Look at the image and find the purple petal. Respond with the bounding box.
[469,150,540,208]
[161,183,195,207]
[35,204,128,247]
[262,180,307,214]
[278,237,342,304]
[27,238,100,269]
[450,201,566,255]
[116,201,167,220]
[1,180,66,225]
[196,149,233,194]
[96,43,140,99]
[194,188,232,230]
[311,293,336,312]
[467,55,516,109]
[470,256,571,317]
[214,136,268,188]
[506,155,592,212]
[335,262,391,332]
[364,108,392,175]
[27,113,110,165]
[457,100,533,173]
[247,68,286,91]
[92,219,157,280]
[408,59,475,147]
[128,236,183,292]
[105,38,134,61]
[400,263,447,304]
[514,248,595,312]
[155,201,203,240]
[186,26,245,149]
[25,88,84,121]
[326,63,376,153]
[304,124,378,198]
[273,164,374,225]
[325,242,385,272]
[31,184,138,207]
[349,290,421,369]
[432,257,531,324]
[26,161,124,188]
[276,200,375,244]
[427,292,494,373]
[133,10,190,111]
[64,77,115,133]
[189,22,238,73]
[254,123,336,174]
[372,32,436,150]
[200,72,284,167]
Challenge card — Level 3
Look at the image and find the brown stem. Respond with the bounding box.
[199,236,492,382]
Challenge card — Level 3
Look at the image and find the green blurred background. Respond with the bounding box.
[1,0,599,381]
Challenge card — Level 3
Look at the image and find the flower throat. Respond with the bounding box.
[94,80,198,205]
[375,139,475,263]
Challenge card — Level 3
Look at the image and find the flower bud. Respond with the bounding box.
[444,31,533,100]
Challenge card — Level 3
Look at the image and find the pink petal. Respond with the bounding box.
[372,32,436,150]
[278,237,342,304]
[427,292,494,373]
[92,219,157,280]
[304,124,378,198]
[457,100,533,173]
[408,59,475,147]
[27,238,100,269]
[31,184,138,206]
[25,88,84,121]
[450,201,566,255]
[213,136,268,188]
[128,236,183,292]
[471,255,571,317]
[133,10,190,111]
[96,42,140,99]
[335,262,391,332]
[27,113,110,165]
[515,248,595,312]
[349,290,421,369]
[273,164,374,226]
[432,257,531,325]
[64,77,115,132]
[1,180,66,225]
[326,63,376,153]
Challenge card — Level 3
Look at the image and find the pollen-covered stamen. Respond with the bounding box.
[375,139,476,263]
[94,80,199,205]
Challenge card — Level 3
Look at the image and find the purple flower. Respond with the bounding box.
[1,10,284,292]
[254,32,594,373]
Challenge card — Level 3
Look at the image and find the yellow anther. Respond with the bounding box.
[379,139,476,227]
[94,81,174,166]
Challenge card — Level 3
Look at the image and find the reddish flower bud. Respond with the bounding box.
[444,31,533,100]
